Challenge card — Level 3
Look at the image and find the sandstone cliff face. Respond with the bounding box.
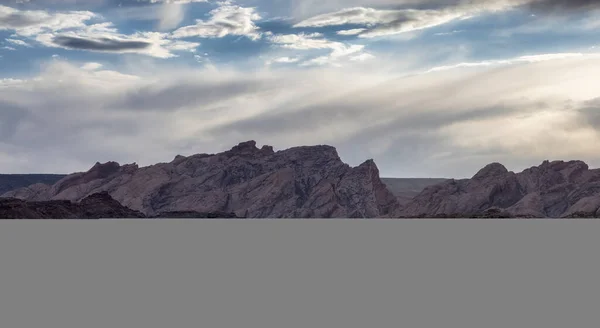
[399,160,600,218]
[2,141,399,218]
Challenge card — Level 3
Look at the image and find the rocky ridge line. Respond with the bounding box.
[2,141,399,218]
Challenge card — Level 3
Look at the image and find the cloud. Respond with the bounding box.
[425,52,587,72]
[0,4,200,57]
[336,28,366,35]
[81,62,103,70]
[265,56,300,65]
[0,4,96,36]
[292,1,596,38]
[293,5,490,38]
[525,0,600,12]
[434,29,463,36]
[267,32,368,66]
[157,3,186,31]
[349,53,375,61]
[35,23,200,58]
[171,3,262,40]
[51,35,151,51]
[287,0,600,18]
[1,52,600,178]
[5,38,31,47]
[145,0,208,31]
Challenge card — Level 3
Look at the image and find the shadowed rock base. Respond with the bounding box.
[0,192,241,219]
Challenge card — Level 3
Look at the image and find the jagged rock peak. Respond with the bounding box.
[261,145,274,154]
[287,144,340,158]
[122,162,138,170]
[230,140,258,152]
[226,141,277,157]
[88,161,121,176]
[472,162,508,180]
[357,159,378,170]
[540,160,589,171]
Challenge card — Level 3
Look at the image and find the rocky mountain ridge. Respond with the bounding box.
[2,141,399,218]
[3,141,600,218]
[399,160,600,218]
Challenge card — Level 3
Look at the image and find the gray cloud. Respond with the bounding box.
[51,35,151,51]
[0,101,28,140]
[293,3,509,38]
[0,4,95,35]
[526,0,600,11]
[578,97,600,128]
[293,0,600,38]
[0,12,46,29]
[1,54,600,177]
[111,78,280,111]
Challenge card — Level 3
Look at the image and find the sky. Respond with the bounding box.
[0,0,600,178]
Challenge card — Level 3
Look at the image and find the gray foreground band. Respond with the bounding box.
[0,220,599,328]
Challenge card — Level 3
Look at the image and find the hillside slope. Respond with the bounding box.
[0,174,66,194]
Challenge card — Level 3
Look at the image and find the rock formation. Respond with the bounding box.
[2,141,399,218]
[381,178,449,205]
[0,174,66,194]
[149,211,239,219]
[398,160,600,218]
[6,140,600,219]
[0,192,146,219]
[0,192,238,219]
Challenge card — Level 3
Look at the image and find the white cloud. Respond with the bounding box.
[294,2,519,38]
[0,5,96,36]
[149,0,209,31]
[0,5,199,58]
[157,3,186,31]
[350,53,375,61]
[2,52,600,178]
[336,28,366,35]
[265,56,301,65]
[434,29,464,36]
[5,38,31,47]
[268,32,367,66]
[81,62,103,70]
[425,52,588,72]
[171,3,262,40]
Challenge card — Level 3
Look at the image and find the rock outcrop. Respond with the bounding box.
[0,174,67,194]
[2,141,399,218]
[381,178,449,205]
[0,192,146,219]
[150,211,239,219]
[0,192,238,219]
[398,160,600,218]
